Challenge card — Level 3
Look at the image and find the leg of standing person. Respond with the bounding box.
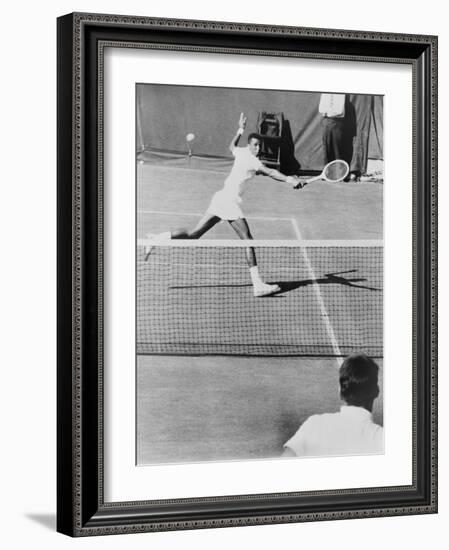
[322,118,345,164]
[329,119,345,161]
[322,117,332,164]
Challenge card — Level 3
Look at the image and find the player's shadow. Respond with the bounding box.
[169,270,381,295]
[273,269,382,296]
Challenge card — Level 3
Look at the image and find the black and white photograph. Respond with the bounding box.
[1,0,443,545]
[51,6,437,541]
[136,84,384,465]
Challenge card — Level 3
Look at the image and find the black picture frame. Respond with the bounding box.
[57,12,437,536]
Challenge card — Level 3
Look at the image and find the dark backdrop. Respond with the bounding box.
[137,84,383,172]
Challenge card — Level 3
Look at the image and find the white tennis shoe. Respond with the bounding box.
[253,282,280,297]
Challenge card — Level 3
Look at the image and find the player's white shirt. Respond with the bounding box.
[284,405,384,457]
[207,146,263,220]
[222,146,264,201]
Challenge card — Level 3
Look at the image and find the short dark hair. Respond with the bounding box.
[339,354,379,407]
[247,133,261,143]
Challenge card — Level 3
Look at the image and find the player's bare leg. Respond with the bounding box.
[144,213,221,260]
[228,218,256,266]
[228,218,280,297]
[171,213,221,239]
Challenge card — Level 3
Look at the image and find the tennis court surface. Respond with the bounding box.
[137,243,383,359]
[137,162,383,240]
[137,355,383,464]
[136,160,384,465]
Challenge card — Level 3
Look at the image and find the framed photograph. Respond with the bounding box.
[57,12,437,536]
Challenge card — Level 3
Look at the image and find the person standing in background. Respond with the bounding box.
[318,93,347,164]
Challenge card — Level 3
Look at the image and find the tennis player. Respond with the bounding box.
[149,113,301,297]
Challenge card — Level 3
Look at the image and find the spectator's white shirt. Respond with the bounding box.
[319,93,346,118]
[284,405,383,457]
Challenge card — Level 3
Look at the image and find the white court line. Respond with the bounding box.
[137,261,320,271]
[138,209,292,222]
[138,238,383,247]
[290,218,344,366]
[139,162,228,176]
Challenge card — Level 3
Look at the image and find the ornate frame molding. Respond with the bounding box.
[57,12,437,537]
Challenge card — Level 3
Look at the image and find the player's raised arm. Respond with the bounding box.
[258,164,302,188]
[229,112,247,154]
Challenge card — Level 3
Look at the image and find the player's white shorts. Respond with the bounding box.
[207,189,244,220]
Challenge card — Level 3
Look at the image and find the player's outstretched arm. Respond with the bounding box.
[228,112,247,154]
[258,165,302,188]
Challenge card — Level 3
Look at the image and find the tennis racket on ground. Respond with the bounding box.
[294,159,350,188]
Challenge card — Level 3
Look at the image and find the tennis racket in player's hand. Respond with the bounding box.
[238,112,247,130]
[294,159,350,189]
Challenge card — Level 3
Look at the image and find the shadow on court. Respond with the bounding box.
[276,270,382,295]
[168,269,381,295]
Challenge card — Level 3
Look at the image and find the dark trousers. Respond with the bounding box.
[321,117,346,164]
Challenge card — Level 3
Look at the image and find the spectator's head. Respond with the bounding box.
[339,354,380,411]
[247,133,261,157]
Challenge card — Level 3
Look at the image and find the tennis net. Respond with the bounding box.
[136,241,383,357]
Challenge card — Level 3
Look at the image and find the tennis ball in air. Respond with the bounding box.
[186,133,195,142]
